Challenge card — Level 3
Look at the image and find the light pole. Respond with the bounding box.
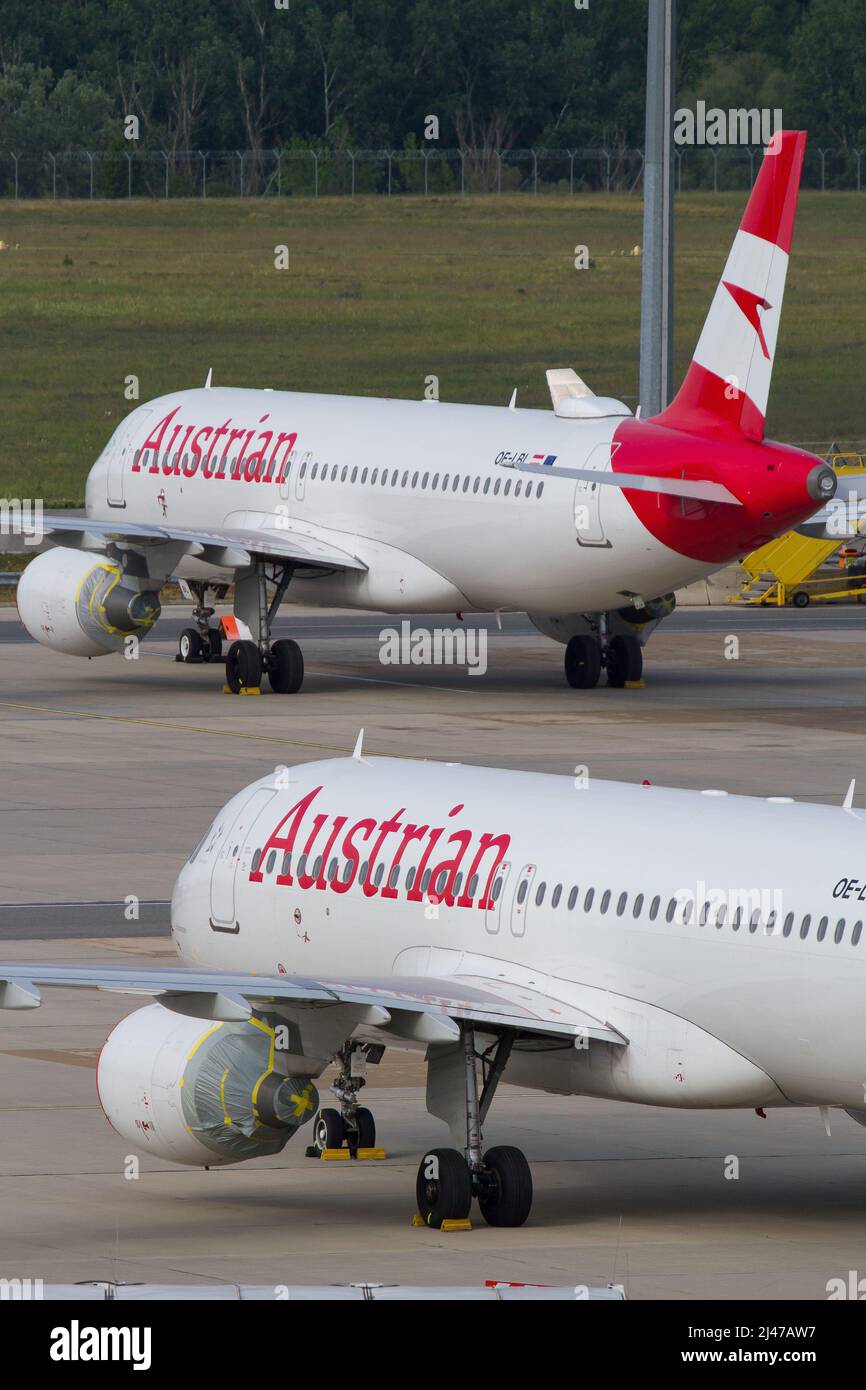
[639,0,676,417]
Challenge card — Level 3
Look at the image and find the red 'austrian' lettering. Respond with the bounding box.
[248,785,510,911]
[130,407,298,485]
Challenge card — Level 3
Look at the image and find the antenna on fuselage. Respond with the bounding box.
[507,388,517,410]
[843,778,856,810]
[204,367,213,389]
[352,728,365,762]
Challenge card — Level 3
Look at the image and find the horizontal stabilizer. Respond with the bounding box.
[514,460,741,506]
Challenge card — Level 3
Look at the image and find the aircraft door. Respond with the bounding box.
[106,410,150,509]
[278,447,296,503]
[573,441,612,547]
[209,787,276,933]
[484,861,511,934]
[293,450,312,503]
[509,863,536,938]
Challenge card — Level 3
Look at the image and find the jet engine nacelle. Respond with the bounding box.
[17,548,161,657]
[97,1003,318,1167]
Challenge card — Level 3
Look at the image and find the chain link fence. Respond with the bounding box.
[2,145,864,199]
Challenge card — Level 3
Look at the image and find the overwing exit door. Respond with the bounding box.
[510,864,536,937]
[484,861,511,934]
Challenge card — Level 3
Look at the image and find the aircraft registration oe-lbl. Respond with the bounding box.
[2,744,866,1230]
[16,130,835,695]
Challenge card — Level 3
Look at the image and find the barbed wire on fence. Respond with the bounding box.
[2,146,863,199]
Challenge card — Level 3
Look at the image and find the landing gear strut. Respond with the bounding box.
[416,1026,533,1229]
[176,582,226,664]
[311,1041,380,1155]
[226,559,304,695]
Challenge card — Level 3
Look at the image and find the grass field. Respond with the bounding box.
[1,193,864,505]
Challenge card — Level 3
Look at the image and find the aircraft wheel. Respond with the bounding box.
[225,639,262,693]
[477,1146,533,1228]
[268,638,304,694]
[564,635,601,689]
[606,634,643,687]
[354,1106,376,1149]
[416,1148,472,1228]
[178,628,204,663]
[206,627,223,662]
[313,1108,344,1152]
[792,590,810,609]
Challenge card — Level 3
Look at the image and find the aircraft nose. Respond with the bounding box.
[806,464,837,503]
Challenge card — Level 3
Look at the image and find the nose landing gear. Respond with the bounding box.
[176,582,226,664]
[309,1041,383,1157]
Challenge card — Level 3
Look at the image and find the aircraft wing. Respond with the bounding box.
[0,963,626,1048]
[11,514,368,573]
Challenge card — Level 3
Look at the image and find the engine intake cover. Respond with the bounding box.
[97,1003,318,1166]
[17,547,161,657]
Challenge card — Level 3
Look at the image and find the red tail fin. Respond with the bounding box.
[654,130,807,441]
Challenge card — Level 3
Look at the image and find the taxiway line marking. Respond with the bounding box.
[0,699,359,753]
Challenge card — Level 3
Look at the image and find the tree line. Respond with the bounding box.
[1,0,863,161]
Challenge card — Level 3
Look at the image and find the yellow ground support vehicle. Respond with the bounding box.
[730,454,866,607]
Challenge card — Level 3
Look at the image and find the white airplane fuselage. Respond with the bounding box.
[82,386,821,618]
[172,756,866,1114]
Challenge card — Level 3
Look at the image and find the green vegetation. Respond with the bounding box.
[1,192,863,505]
[2,0,864,161]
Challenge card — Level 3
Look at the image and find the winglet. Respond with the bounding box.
[352,728,365,761]
[204,367,213,389]
[843,778,856,810]
[0,979,41,1010]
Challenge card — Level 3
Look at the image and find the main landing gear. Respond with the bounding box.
[310,1041,381,1156]
[177,565,305,694]
[564,623,643,690]
[227,559,304,695]
[416,1026,533,1229]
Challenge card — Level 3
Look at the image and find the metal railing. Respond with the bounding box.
[2,145,864,199]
